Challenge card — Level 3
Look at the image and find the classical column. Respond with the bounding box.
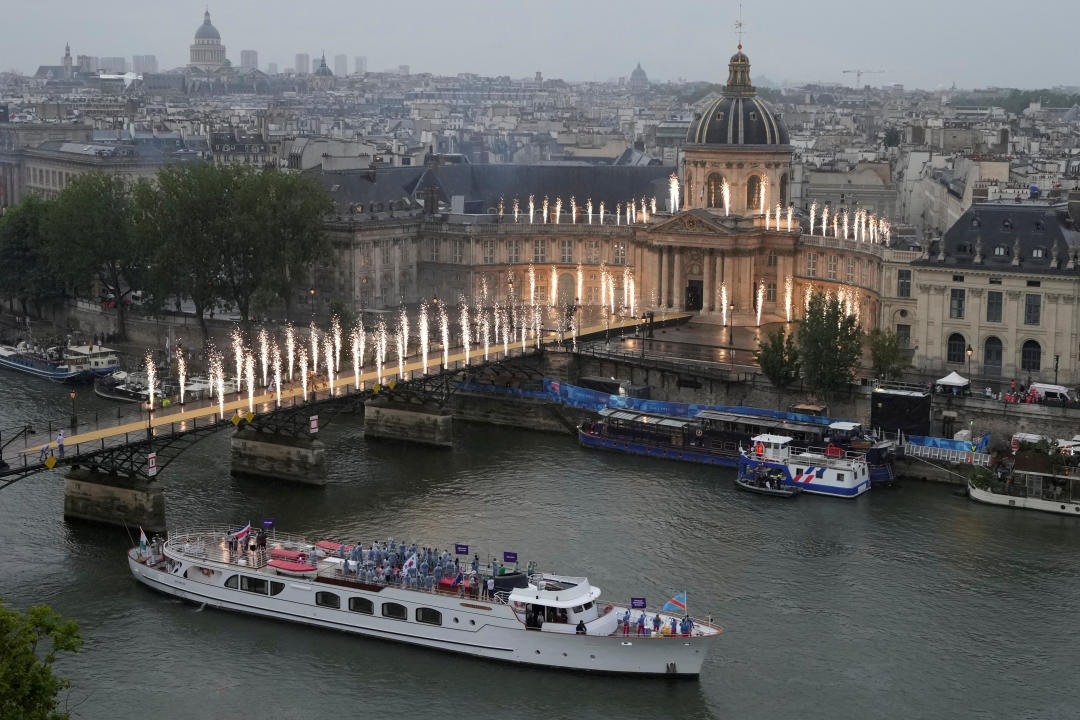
[704,249,714,313]
[657,246,665,309]
[672,247,684,311]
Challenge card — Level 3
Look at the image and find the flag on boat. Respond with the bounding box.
[401,552,418,575]
[662,592,687,613]
[452,569,463,587]
[139,527,148,550]
[232,522,252,541]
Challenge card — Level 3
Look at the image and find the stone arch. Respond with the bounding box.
[983,336,1003,372]
[746,174,762,212]
[707,173,725,209]
[946,332,966,364]
[1021,339,1041,372]
[557,272,575,305]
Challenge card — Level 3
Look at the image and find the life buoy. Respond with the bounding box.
[604,605,614,615]
[695,429,703,438]
[200,568,211,577]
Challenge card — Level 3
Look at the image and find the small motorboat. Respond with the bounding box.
[734,465,802,498]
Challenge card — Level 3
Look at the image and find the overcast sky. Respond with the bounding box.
[6,0,1079,90]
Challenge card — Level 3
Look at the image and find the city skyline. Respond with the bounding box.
[3,0,1080,89]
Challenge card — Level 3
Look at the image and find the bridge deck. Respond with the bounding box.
[21,313,685,454]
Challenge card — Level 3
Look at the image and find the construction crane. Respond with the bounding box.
[842,69,885,87]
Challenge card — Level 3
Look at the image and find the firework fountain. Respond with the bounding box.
[756,279,765,327]
[821,206,829,237]
[842,210,849,240]
[554,197,562,224]
[309,321,319,384]
[258,328,269,387]
[419,303,429,374]
[784,276,793,322]
[577,265,584,304]
[285,323,295,381]
[759,176,768,215]
[599,201,605,225]
[350,324,362,387]
[810,201,817,236]
[299,348,308,401]
[145,353,156,411]
[460,297,471,365]
[231,328,243,396]
[513,198,519,223]
[244,353,254,414]
[210,350,225,418]
[775,204,782,230]
[787,205,793,233]
[765,205,770,230]
[324,337,335,396]
[528,265,536,306]
[570,196,577,224]
[396,311,408,379]
[528,195,535,224]
[720,282,729,327]
[395,329,405,381]
[669,173,680,213]
[272,343,281,407]
[587,199,593,224]
[550,266,558,308]
[722,179,731,217]
[331,315,342,374]
[177,354,186,405]
[542,196,549,224]
[439,304,450,368]
[374,321,387,385]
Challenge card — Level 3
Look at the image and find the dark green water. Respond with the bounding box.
[1,370,1078,719]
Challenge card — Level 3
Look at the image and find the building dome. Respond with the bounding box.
[195,10,221,41]
[686,46,789,147]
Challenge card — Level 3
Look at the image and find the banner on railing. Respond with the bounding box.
[455,544,469,555]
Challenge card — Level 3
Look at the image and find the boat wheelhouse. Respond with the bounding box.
[129,527,722,676]
[737,434,871,498]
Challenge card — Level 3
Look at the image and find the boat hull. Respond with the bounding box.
[736,454,869,498]
[733,477,801,498]
[968,483,1080,516]
[128,551,711,676]
[578,428,737,468]
[0,354,90,382]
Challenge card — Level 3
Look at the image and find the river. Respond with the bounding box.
[1,370,1078,719]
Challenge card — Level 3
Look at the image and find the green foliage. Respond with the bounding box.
[0,196,63,317]
[43,172,148,339]
[796,291,862,401]
[968,466,995,490]
[868,328,908,380]
[883,128,901,147]
[0,599,82,720]
[950,89,1080,115]
[754,326,800,392]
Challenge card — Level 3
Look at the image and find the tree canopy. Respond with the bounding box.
[0,599,82,720]
[0,196,62,318]
[796,291,862,401]
[754,326,800,397]
[869,328,909,381]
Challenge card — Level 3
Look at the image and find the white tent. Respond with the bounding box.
[936,371,970,387]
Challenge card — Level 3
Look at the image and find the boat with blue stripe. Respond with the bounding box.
[0,344,91,382]
[737,434,871,499]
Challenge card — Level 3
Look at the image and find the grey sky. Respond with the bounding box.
[6,0,1079,90]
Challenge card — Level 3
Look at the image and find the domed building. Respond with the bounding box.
[189,10,227,72]
[311,54,334,90]
[628,63,649,91]
[683,46,792,213]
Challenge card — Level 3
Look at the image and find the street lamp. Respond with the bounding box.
[966,344,973,382]
[69,390,77,430]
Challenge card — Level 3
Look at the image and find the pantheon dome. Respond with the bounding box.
[189,10,227,72]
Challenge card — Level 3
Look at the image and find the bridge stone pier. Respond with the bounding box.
[363,398,453,447]
[230,428,328,485]
[63,467,166,533]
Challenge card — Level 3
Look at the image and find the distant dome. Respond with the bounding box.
[195,11,221,41]
[629,62,648,90]
[686,46,789,147]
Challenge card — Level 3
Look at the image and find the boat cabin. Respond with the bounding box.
[749,434,793,461]
[509,575,602,632]
[64,345,120,374]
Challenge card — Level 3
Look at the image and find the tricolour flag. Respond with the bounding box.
[662,592,687,613]
[232,522,252,541]
[139,527,148,550]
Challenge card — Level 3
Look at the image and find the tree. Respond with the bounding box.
[754,326,800,397]
[135,163,230,342]
[0,599,82,720]
[43,172,148,339]
[0,196,62,318]
[883,128,901,147]
[216,166,269,330]
[796,291,862,402]
[869,328,908,380]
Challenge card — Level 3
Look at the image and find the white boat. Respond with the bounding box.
[62,344,121,377]
[968,471,1080,517]
[736,434,871,498]
[0,343,91,382]
[128,527,721,676]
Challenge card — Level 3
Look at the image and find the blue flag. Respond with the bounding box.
[452,569,463,587]
[662,592,687,613]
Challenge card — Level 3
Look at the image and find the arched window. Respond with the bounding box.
[779,173,789,206]
[984,337,1002,369]
[746,175,762,212]
[946,333,966,364]
[706,173,724,209]
[1021,340,1041,371]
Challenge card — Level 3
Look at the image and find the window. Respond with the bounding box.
[613,242,626,266]
[1032,248,1045,259]
[707,173,725,208]
[766,282,777,302]
[767,251,777,267]
[1026,280,1041,288]
[349,597,374,614]
[859,260,867,285]
[586,238,601,262]
[986,291,1003,322]
[827,255,838,280]
[416,608,442,625]
[949,288,965,319]
[241,576,269,595]
[984,337,1002,368]
[560,238,573,264]
[994,246,1007,257]
[806,253,817,277]
[316,591,340,609]
[452,239,465,264]
[429,239,440,263]
[483,239,495,264]
[270,581,285,596]
[989,277,1002,285]
[533,238,546,263]
[1021,340,1041,371]
[1024,294,1040,325]
[382,602,407,620]
[508,239,520,264]
[896,269,911,298]
[846,257,855,283]
[746,175,762,210]
[896,324,910,347]
[952,275,965,283]
[947,334,966,364]
[224,574,239,589]
[381,243,391,265]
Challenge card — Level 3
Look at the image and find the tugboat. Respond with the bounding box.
[736,434,871,498]
[129,525,722,676]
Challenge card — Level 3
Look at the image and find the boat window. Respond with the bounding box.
[572,605,584,613]
[241,576,269,595]
[224,574,239,589]
[349,597,374,614]
[416,608,442,626]
[269,581,285,596]
[837,473,845,482]
[315,591,340,609]
[583,601,593,610]
[382,602,407,620]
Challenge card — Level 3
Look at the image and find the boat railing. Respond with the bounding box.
[165,527,317,568]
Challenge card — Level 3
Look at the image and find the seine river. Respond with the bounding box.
[1,370,1078,719]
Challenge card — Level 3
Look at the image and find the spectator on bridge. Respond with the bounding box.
[56,430,64,459]
[39,444,51,462]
